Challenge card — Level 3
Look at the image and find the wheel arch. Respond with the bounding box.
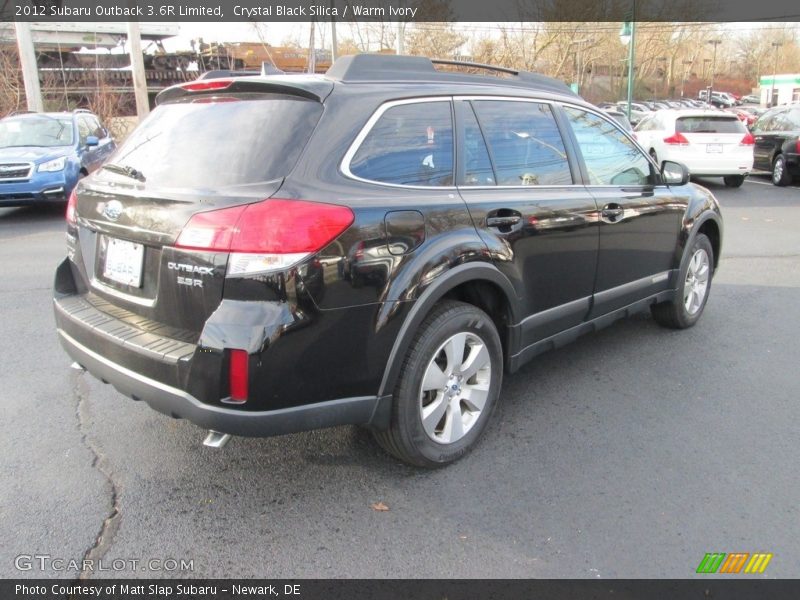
[377,263,520,398]
[686,213,722,270]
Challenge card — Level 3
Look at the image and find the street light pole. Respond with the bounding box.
[707,39,721,98]
[625,4,636,121]
[770,41,783,107]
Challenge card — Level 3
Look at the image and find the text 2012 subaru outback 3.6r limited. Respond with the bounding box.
[54,55,722,467]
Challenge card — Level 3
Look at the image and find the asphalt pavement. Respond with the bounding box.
[1,174,798,579]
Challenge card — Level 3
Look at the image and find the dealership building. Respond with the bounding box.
[759,73,800,106]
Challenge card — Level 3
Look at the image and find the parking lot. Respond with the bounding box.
[1,174,798,579]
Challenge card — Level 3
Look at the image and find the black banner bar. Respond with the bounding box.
[3,0,800,23]
[4,580,800,600]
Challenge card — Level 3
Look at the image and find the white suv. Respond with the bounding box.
[634,110,754,187]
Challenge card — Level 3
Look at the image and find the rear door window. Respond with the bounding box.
[471,100,572,186]
[675,116,746,134]
[348,101,454,186]
[460,103,495,185]
[772,108,800,131]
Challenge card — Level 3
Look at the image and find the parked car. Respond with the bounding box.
[0,109,115,207]
[602,108,633,131]
[726,107,758,128]
[699,90,737,108]
[634,109,754,187]
[740,94,760,104]
[751,105,800,185]
[615,101,651,125]
[54,55,723,467]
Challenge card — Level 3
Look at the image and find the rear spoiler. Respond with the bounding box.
[156,74,333,105]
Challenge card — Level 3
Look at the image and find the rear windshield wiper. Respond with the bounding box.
[101,163,146,182]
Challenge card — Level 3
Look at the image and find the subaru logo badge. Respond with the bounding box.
[103,200,123,221]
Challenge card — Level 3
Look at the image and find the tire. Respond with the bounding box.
[651,233,714,329]
[372,300,503,468]
[772,154,791,186]
[723,175,745,188]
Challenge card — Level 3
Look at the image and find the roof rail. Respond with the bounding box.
[325,54,576,96]
[9,110,38,116]
[431,58,520,76]
[73,108,92,114]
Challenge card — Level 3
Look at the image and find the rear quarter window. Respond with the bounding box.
[348,101,454,187]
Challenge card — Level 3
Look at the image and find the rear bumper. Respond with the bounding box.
[58,327,391,437]
[664,151,753,177]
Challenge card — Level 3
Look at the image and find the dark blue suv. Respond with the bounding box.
[0,109,115,207]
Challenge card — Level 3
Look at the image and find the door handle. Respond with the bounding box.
[486,209,522,229]
[486,215,521,227]
[601,203,624,223]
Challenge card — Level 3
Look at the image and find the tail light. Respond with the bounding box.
[663,132,689,145]
[228,349,249,404]
[740,132,755,146]
[66,189,77,225]
[181,80,233,92]
[796,138,800,154]
[175,199,354,276]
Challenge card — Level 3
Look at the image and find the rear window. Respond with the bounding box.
[100,93,322,189]
[675,116,745,134]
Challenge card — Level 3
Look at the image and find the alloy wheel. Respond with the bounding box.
[684,248,710,315]
[418,332,492,444]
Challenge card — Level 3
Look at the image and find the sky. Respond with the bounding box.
[160,22,315,51]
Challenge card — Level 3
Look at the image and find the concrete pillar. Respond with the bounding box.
[15,22,44,112]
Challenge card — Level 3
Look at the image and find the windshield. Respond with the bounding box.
[99,93,323,189]
[0,116,74,148]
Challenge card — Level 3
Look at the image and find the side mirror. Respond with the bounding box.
[85,136,99,147]
[661,160,690,186]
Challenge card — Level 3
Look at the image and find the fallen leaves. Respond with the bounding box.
[370,501,390,512]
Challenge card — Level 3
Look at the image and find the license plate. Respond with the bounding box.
[706,144,723,153]
[103,238,144,287]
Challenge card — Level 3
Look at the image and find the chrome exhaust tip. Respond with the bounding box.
[203,430,231,448]
[70,362,86,371]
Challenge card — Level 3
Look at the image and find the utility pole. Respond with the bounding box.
[126,21,150,120]
[396,21,405,55]
[770,41,783,107]
[307,20,316,73]
[707,39,721,98]
[15,22,44,112]
[656,56,667,99]
[330,0,338,63]
[680,59,693,98]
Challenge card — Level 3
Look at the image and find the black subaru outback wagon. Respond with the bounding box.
[54,55,722,467]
